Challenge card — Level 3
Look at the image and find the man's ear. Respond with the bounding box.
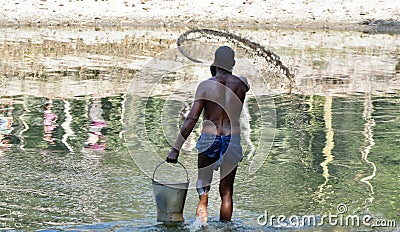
[210,66,216,76]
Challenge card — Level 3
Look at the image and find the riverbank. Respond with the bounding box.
[1,0,400,33]
[1,26,399,98]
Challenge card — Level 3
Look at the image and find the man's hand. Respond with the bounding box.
[166,148,179,163]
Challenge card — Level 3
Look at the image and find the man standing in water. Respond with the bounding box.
[166,46,249,223]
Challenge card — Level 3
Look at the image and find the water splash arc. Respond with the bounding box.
[176,28,294,80]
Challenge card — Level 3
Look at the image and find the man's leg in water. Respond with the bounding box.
[196,154,217,223]
[219,166,237,222]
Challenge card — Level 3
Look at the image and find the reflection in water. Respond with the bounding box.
[85,98,107,151]
[315,96,334,203]
[61,100,74,152]
[359,93,377,205]
[0,93,398,231]
[16,95,30,151]
[43,100,58,144]
[0,97,14,150]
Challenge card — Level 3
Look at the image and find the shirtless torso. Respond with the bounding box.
[166,69,248,158]
[199,73,248,136]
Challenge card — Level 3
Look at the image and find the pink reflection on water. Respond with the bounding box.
[0,98,14,149]
[85,99,107,151]
[43,101,58,144]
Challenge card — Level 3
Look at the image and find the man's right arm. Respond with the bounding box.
[166,82,205,163]
[172,98,204,150]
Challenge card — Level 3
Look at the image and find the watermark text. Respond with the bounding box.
[257,204,397,228]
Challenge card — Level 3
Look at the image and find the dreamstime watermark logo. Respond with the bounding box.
[257,203,397,228]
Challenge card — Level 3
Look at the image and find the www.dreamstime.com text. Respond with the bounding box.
[257,204,397,228]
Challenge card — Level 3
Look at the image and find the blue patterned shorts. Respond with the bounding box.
[195,133,243,170]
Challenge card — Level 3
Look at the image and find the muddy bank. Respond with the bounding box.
[1,0,400,33]
[1,27,399,98]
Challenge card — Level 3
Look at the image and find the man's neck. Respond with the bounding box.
[216,69,230,76]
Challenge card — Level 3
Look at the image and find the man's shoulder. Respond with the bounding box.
[228,75,250,92]
[199,75,249,91]
[198,78,214,86]
[237,76,250,91]
[198,77,219,86]
[196,79,213,96]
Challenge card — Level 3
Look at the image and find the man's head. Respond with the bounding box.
[211,46,235,73]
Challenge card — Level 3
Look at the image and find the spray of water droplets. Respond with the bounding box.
[177,28,295,81]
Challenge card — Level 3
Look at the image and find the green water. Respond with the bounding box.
[0,26,399,231]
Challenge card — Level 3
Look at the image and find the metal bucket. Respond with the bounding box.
[152,161,189,222]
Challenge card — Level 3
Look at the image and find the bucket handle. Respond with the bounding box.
[152,161,189,182]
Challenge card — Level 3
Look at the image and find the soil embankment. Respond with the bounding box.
[1,0,400,33]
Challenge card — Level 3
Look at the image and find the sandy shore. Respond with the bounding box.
[1,0,399,32]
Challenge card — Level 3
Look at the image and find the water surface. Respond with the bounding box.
[0,26,399,231]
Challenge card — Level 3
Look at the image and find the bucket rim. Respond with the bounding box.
[152,179,189,186]
[152,161,190,183]
[152,179,189,190]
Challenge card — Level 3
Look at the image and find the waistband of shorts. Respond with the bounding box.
[199,133,241,140]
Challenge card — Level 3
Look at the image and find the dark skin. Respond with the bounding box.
[166,67,248,222]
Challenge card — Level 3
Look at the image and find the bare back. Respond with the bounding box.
[195,73,248,136]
